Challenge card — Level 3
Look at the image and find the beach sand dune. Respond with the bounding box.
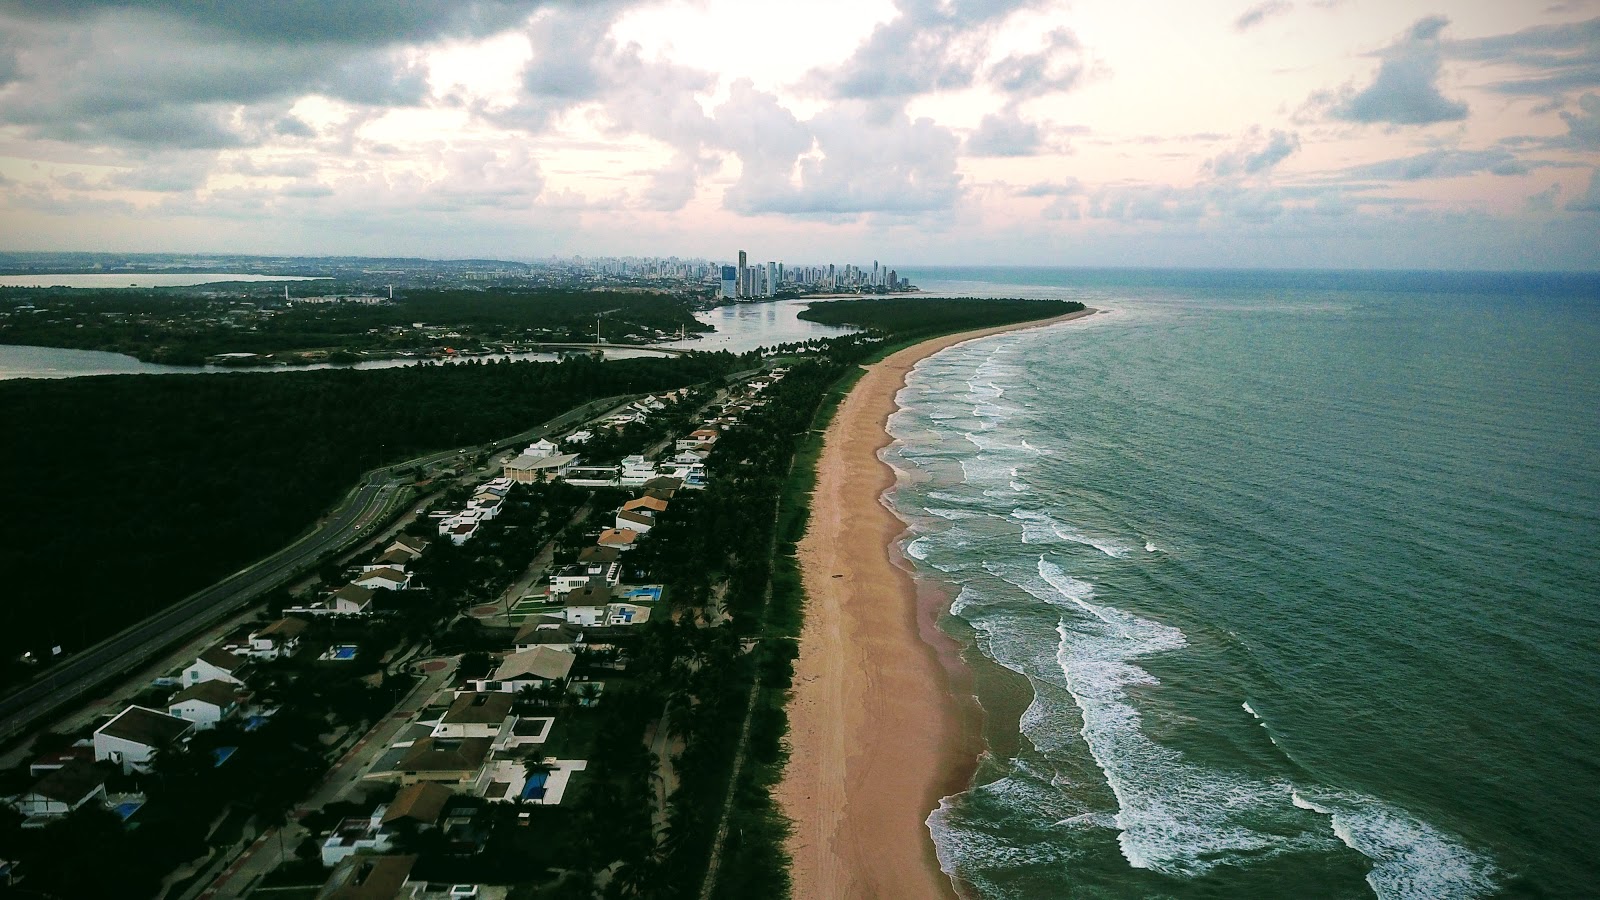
[778,309,1095,900]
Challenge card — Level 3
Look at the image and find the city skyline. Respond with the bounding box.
[0,2,1597,269]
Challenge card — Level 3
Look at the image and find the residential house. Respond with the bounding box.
[548,566,596,596]
[504,451,579,484]
[353,567,411,591]
[513,619,583,653]
[392,737,492,786]
[93,706,194,774]
[385,535,429,559]
[182,647,250,687]
[329,584,377,614]
[432,693,515,739]
[619,455,656,486]
[28,743,94,776]
[11,762,109,823]
[562,465,621,487]
[564,429,593,444]
[379,782,453,831]
[615,508,656,534]
[622,495,669,514]
[246,617,308,659]
[315,854,418,900]
[167,681,240,730]
[596,528,640,550]
[465,647,576,694]
[320,810,395,866]
[561,584,613,627]
[526,438,560,456]
[362,548,414,571]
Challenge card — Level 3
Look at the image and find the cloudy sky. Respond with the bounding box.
[0,0,1596,269]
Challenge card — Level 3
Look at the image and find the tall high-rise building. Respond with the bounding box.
[765,262,778,298]
[737,250,747,299]
[720,265,737,300]
[777,262,784,286]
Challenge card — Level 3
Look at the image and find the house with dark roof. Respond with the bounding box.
[93,705,195,773]
[352,567,411,591]
[247,616,308,658]
[11,761,109,823]
[615,507,656,534]
[167,680,241,730]
[561,584,614,627]
[315,854,418,900]
[380,782,453,829]
[393,737,492,786]
[513,620,583,653]
[433,692,515,739]
[181,647,250,687]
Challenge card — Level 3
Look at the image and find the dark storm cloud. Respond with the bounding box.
[0,1,544,46]
[1328,16,1469,125]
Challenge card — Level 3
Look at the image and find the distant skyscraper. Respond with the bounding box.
[720,265,737,300]
[765,262,777,298]
[737,249,747,299]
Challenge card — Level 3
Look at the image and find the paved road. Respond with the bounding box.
[0,393,636,746]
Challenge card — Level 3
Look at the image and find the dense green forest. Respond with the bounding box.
[797,295,1085,337]
[0,353,741,675]
[0,287,709,364]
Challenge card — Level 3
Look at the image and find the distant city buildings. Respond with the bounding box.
[724,248,909,300]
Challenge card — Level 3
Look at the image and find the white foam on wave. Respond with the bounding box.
[1243,701,1262,720]
[1009,509,1132,558]
[1145,541,1161,553]
[959,455,1014,485]
[990,558,1338,876]
[905,536,931,560]
[967,378,1004,400]
[926,507,981,521]
[1291,789,1498,900]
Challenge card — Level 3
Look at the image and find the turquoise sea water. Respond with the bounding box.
[889,270,1599,899]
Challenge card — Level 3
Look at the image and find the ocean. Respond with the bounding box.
[888,269,1600,899]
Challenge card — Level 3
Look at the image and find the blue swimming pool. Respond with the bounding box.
[330,645,357,660]
[620,586,661,602]
[521,773,548,800]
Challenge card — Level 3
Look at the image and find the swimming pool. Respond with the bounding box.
[619,586,662,603]
[520,773,548,801]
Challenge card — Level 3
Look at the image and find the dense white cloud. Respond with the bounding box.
[0,1,1595,267]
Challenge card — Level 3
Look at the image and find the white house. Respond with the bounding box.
[353,567,412,591]
[431,692,516,739]
[466,647,577,693]
[549,566,596,596]
[565,430,593,444]
[329,584,376,614]
[619,455,656,486]
[246,617,308,659]
[527,438,560,456]
[11,762,108,823]
[560,584,613,627]
[167,681,240,730]
[615,508,656,534]
[504,452,579,485]
[93,706,195,774]
[363,548,415,571]
[182,647,250,687]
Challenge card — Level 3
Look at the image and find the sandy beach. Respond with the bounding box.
[778,308,1096,900]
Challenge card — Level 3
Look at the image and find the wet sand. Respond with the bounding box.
[779,308,1096,899]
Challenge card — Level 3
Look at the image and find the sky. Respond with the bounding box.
[0,0,1596,270]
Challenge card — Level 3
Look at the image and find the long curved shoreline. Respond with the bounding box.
[779,308,1097,899]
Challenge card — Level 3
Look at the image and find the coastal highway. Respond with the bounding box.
[0,391,644,746]
[0,474,405,744]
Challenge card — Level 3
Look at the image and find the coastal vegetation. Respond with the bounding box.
[0,353,742,681]
[0,287,710,365]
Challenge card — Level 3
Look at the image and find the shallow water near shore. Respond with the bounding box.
[886,274,1600,899]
